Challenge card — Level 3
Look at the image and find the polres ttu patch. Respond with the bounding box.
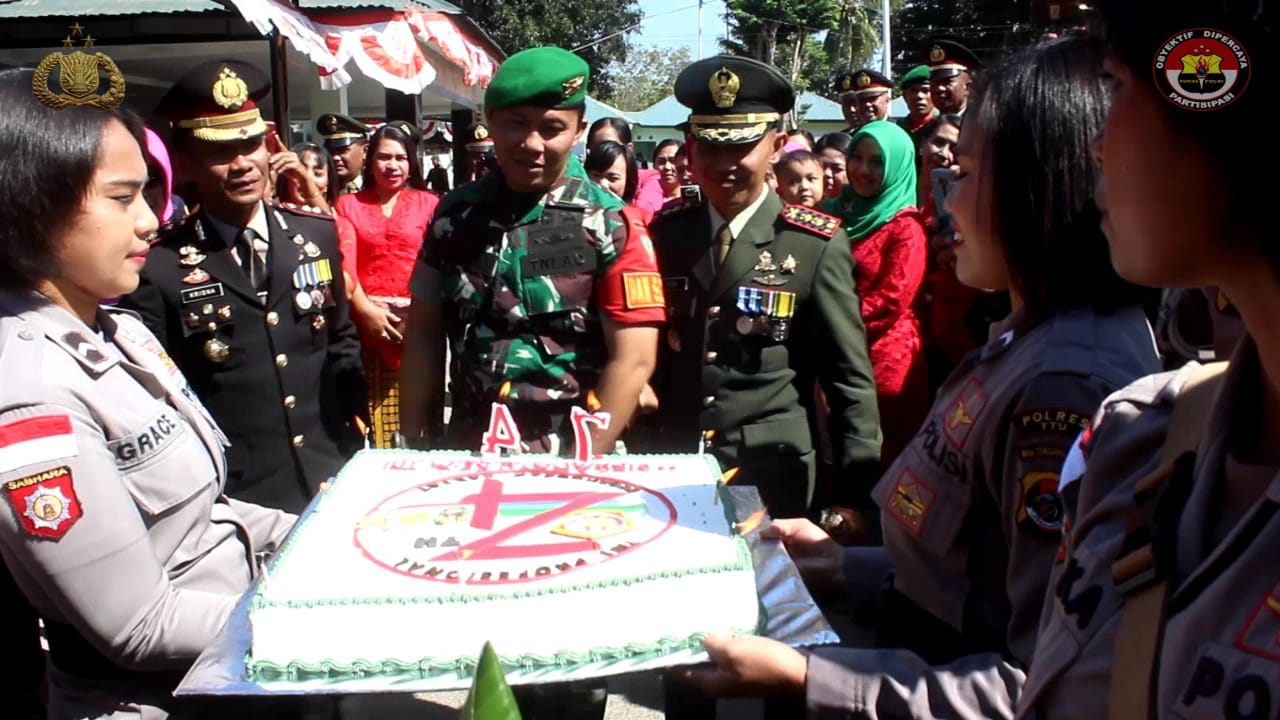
[1154,28,1250,111]
[5,465,82,540]
[353,469,678,586]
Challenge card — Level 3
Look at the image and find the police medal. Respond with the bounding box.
[203,337,230,362]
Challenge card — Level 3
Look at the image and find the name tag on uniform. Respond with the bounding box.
[180,283,224,304]
[109,410,185,470]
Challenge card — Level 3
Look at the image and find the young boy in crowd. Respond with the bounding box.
[774,149,825,208]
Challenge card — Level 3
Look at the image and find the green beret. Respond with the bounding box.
[899,64,931,90]
[485,47,589,111]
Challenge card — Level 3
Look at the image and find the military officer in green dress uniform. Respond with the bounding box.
[123,61,367,513]
[401,46,664,719]
[316,112,369,195]
[649,53,880,720]
[647,55,881,520]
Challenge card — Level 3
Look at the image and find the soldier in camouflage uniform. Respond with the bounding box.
[401,45,665,720]
[402,47,664,457]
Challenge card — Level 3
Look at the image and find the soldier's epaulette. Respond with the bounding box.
[273,202,334,220]
[652,196,702,222]
[779,204,840,238]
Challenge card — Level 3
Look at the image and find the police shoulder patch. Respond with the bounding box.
[779,204,840,238]
[4,464,82,541]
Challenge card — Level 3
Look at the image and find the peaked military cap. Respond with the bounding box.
[927,40,981,78]
[675,55,794,145]
[385,119,422,145]
[898,64,931,90]
[464,121,494,153]
[485,47,589,110]
[847,68,892,97]
[316,113,368,150]
[154,60,269,142]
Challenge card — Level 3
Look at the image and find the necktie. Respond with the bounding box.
[715,222,732,269]
[236,229,267,292]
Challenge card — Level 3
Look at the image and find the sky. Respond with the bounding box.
[632,0,730,58]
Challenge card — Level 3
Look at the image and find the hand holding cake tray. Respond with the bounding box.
[177,403,838,695]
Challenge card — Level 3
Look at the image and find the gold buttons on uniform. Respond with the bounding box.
[291,435,305,448]
[703,395,715,407]
[707,305,721,318]
[266,311,279,326]
[275,353,288,367]
[284,395,297,409]
[704,351,718,363]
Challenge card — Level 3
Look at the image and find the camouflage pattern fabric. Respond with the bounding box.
[423,156,630,429]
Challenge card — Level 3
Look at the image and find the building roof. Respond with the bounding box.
[0,0,463,19]
[584,95,633,126]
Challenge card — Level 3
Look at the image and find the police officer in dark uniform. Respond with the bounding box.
[648,55,881,519]
[461,120,497,183]
[833,69,864,133]
[926,39,981,115]
[123,61,366,513]
[316,112,369,195]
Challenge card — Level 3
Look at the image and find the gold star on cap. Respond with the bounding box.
[69,22,84,37]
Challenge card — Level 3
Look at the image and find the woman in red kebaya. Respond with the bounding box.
[334,123,439,446]
[820,120,929,467]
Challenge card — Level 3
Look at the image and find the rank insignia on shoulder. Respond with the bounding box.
[780,204,840,238]
[275,202,335,221]
[653,197,702,221]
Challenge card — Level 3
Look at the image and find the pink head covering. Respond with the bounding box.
[781,140,809,154]
[142,128,175,222]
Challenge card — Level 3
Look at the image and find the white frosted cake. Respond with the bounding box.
[246,449,762,681]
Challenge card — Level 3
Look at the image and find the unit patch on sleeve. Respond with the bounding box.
[622,272,666,309]
[5,465,82,540]
[1018,470,1064,534]
[779,204,840,238]
[0,415,79,474]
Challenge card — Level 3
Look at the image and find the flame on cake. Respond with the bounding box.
[720,467,740,484]
[735,507,767,535]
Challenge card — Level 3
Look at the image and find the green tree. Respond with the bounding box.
[459,0,642,97]
[598,45,692,112]
[890,0,1037,77]
[720,0,841,70]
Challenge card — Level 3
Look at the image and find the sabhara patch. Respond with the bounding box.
[1154,28,1250,111]
[885,468,935,537]
[5,465,82,540]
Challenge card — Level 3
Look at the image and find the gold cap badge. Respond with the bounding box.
[710,66,740,109]
[474,124,489,140]
[857,72,871,87]
[561,75,585,99]
[32,23,125,111]
[211,66,249,110]
[930,45,946,63]
[841,75,852,91]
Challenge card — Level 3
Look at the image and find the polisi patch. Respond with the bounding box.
[1154,28,1250,111]
[4,465,81,540]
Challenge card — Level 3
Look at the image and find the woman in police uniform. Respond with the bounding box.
[678,36,1162,717]
[0,68,293,719]
[1016,3,1280,718]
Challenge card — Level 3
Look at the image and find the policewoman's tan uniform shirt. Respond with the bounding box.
[806,306,1160,718]
[0,292,293,717]
[1019,338,1280,720]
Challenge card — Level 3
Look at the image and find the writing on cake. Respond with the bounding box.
[354,470,678,586]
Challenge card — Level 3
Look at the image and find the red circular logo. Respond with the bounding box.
[1153,28,1251,111]
[352,469,678,586]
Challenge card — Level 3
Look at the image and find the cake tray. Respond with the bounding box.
[175,485,840,695]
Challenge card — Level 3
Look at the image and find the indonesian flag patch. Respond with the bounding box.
[5,465,82,540]
[0,415,82,540]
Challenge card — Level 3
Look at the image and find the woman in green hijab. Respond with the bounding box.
[819,120,929,468]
